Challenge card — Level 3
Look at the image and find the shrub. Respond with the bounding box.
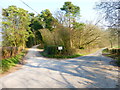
[66,48,77,55]
[102,48,109,53]
[116,57,120,66]
[1,47,23,59]
[109,48,120,54]
[44,45,64,55]
[43,45,78,56]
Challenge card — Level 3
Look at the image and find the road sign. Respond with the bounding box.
[58,46,63,50]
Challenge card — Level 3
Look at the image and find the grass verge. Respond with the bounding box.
[0,50,26,73]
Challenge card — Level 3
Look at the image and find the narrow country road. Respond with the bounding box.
[0,45,119,88]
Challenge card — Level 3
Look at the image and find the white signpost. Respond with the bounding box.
[58,46,63,50]
[58,46,63,55]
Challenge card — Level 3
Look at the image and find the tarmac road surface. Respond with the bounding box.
[0,45,119,88]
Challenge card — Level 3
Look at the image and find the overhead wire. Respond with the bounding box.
[19,0,39,14]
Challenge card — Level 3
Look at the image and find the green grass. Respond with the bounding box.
[41,52,82,59]
[102,48,109,54]
[0,51,26,73]
[113,46,120,48]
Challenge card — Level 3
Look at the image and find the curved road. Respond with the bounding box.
[0,45,119,88]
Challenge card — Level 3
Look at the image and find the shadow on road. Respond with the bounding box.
[23,47,119,88]
[24,48,119,88]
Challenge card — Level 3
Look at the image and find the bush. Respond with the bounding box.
[116,58,120,66]
[44,45,64,55]
[109,48,120,54]
[66,48,77,55]
[102,48,109,54]
[44,45,78,55]
[1,47,23,59]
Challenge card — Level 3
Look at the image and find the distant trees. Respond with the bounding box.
[95,0,120,48]
[73,24,102,49]
[2,6,32,48]
[106,28,118,48]
[60,1,80,28]
[26,13,43,47]
[40,9,58,31]
[1,1,110,56]
[26,9,58,47]
[39,1,106,56]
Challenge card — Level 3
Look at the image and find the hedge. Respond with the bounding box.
[44,45,63,55]
[109,48,120,54]
[43,45,78,56]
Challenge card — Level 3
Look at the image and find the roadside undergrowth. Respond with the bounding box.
[38,45,102,59]
[0,50,27,73]
[102,48,120,66]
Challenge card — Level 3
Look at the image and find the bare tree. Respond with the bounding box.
[95,0,120,48]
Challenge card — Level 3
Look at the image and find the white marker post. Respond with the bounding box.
[58,46,63,55]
